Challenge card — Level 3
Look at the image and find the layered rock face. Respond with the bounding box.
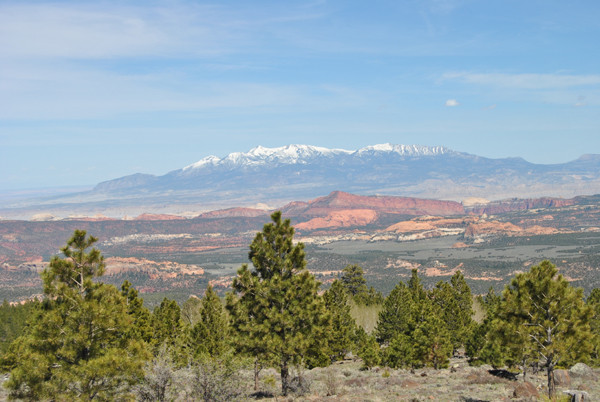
[282,191,465,217]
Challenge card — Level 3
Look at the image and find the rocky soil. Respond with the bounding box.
[246,359,599,401]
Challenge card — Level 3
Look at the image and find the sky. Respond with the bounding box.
[1,0,599,191]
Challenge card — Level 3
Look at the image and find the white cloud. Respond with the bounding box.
[443,72,600,90]
[445,99,459,107]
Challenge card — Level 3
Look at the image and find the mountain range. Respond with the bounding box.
[3,143,600,219]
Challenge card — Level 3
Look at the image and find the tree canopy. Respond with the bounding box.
[5,230,150,400]
[226,211,330,395]
[490,260,593,398]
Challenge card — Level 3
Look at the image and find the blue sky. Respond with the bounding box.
[1,0,599,191]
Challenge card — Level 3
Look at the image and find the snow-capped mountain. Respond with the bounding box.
[182,144,352,171]
[181,143,451,172]
[4,144,600,219]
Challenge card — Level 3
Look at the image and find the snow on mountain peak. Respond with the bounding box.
[182,143,451,172]
[356,143,449,156]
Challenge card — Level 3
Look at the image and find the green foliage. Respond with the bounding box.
[5,230,150,400]
[375,270,454,369]
[0,300,39,363]
[341,264,368,296]
[121,280,153,343]
[375,282,414,345]
[408,268,427,302]
[383,333,415,369]
[410,299,453,369]
[466,287,506,366]
[489,260,593,398]
[150,297,188,365]
[190,284,230,358]
[340,264,382,306]
[357,332,380,369]
[354,286,384,306]
[587,288,600,366]
[226,211,330,395]
[431,271,475,353]
[323,280,357,362]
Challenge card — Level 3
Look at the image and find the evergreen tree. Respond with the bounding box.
[383,333,416,369]
[226,292,272,391]
[5,230,150,400]
[323,280,356,362]
[340,264,368,297]
[0,300,39,364]
[491,260,593,398]
[410,299,452,369]
[121,280,153,343]
[587,288,600,366]
[226,211,330,395]
[357,333,380,369]
[431,271,474,354]
[150,298,188,365]
[408,268,427,302]
[466,287,501,365]
[190,284,229,358]
[375,281,415,345]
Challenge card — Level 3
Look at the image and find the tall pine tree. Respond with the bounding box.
[492,260,593,398]
[323,280,356,362]
[190,284,229,358]
[226,211,330,395]
[5,230,150,400]
[588,288,600,366]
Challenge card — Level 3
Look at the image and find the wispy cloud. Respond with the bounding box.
[445,99,459,107]
[443,72,600,89]
[0,3,252,60]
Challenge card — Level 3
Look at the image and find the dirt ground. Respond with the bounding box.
[1,359,597,401]
[248,358,599,401]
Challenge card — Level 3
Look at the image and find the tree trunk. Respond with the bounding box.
[280,360,289,396]
[253,358,261,391]
[547,366,555,399]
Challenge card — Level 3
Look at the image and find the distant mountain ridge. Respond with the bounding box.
[2,143,600,219]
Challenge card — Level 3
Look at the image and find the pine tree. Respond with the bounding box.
[226,291,272,391]
[121,280,153,343]
[226,211,330,395]
[431,271,474,354]
[465,287,501,365]
[492,260,593,398]
[410,299,452,369]
[150,298,188,365]
[587,288,600,366]
[383,333,415,369]
[5,230,150,400]
[375,281,415,345]
[408,268,427,302]
[340,264,368,297]
[323,280,356,362]
[190,284,229,358]
[357,333,380,369]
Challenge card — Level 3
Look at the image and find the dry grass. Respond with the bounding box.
[349,301,382,333]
